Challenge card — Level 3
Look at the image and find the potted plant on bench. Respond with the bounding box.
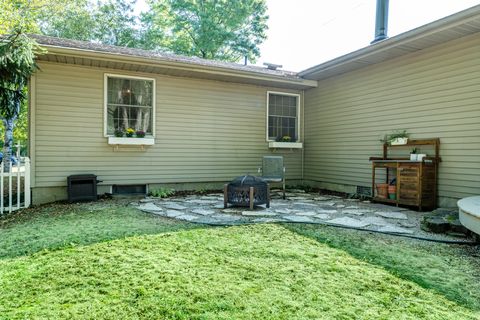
[381,130,409,145]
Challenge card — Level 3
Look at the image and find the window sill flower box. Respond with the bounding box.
[108,137,155,146]
[268,141,303,149]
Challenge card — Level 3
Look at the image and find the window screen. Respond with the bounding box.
[106,77,154,135]
[268,93,298,141]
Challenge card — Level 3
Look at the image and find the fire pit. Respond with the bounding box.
[224,175,270,210]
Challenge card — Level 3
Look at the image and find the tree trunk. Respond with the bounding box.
[3,116,17,172]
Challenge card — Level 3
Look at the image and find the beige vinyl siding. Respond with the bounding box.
[304,32,480,205]
[32,63,302,189]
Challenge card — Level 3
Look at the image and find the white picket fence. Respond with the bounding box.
[0,157,31,214]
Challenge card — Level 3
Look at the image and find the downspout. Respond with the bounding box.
[301,90,305,183]
[28,75,36,189]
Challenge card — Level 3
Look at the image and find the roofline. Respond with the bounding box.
[39,44,318,89]
[299,4,480,78]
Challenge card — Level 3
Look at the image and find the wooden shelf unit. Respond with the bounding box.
[369,138,440,210]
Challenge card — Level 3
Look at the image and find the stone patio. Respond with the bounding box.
[132,190,468,240]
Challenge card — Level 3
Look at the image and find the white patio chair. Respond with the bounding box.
[258,156,286,199]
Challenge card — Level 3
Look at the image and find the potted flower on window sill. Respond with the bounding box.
[268,135,303,149]
[278,135,293,142]
[125,128,135,137]
[108,128,154,147]
[114,128,124,137]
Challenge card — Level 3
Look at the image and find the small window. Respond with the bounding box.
[105,74,155,136]
[267,92,300,141]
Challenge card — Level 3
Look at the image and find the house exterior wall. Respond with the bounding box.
[304,33,480,207]
[31,62,304,204]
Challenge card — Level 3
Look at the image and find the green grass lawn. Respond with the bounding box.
[1,201,479,319]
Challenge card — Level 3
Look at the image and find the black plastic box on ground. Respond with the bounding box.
[67,174,98,202]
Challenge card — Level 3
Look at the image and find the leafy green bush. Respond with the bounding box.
[149,187,175,198]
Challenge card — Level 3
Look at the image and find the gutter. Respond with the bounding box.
[299,4,480,78]
[40,45,318,89]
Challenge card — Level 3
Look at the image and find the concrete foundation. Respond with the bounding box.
[302,180,357,195]
[32,187,68,205]
[31,179,460,208]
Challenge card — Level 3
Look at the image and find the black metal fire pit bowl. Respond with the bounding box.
[224,175,270,210]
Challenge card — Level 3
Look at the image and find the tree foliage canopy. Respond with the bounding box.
[0,32,42,165]
[38,0,141,47]
[2,0,269,63]
[0,32,42,119]
[141,0,268,62]
[0,0,77,35]
[1,0,141,47]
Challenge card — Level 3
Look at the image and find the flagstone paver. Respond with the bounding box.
[295,211,317,216]
[293,202,317,207]
[315,214,331,220]
[283,215,314,223]
[211,214,241,222]
[253,217,284,223]
[177,214,199,221]
[185,199,218,204]
[134,190,459,239]
[165,210,184,217]
[317,209,337,214]
[289,197,309,201]
[191,209,216,215]
[342,209,370,216]
[241,211,278,216]
[275,209,293,214]
[399,221,417,228]
[326,217,370,228]
[378,225,414,234]
[375,211,408,220]
[163,202,188,210]
[360,216,390,226]
[313,196,332,201]
[138,203,163,212]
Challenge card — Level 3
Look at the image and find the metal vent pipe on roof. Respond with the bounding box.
[371,0,389,44]
[263,62,283,70]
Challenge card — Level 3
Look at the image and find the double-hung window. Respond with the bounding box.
[105,74,155,136]
[267,92,300,141]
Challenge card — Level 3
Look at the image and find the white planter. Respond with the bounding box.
[410,154,427,161]
[390,137,408,145]
[268,141,303,149]
[416,154,427,161]
[108,137,155,145]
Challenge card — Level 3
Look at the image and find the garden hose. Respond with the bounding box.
[197,220,479,245]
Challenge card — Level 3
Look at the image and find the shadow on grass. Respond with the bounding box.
[0,200,209,260]
[282,223,480,311]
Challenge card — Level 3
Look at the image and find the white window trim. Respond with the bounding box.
[104,73,156,138]
[266,91,301,142]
